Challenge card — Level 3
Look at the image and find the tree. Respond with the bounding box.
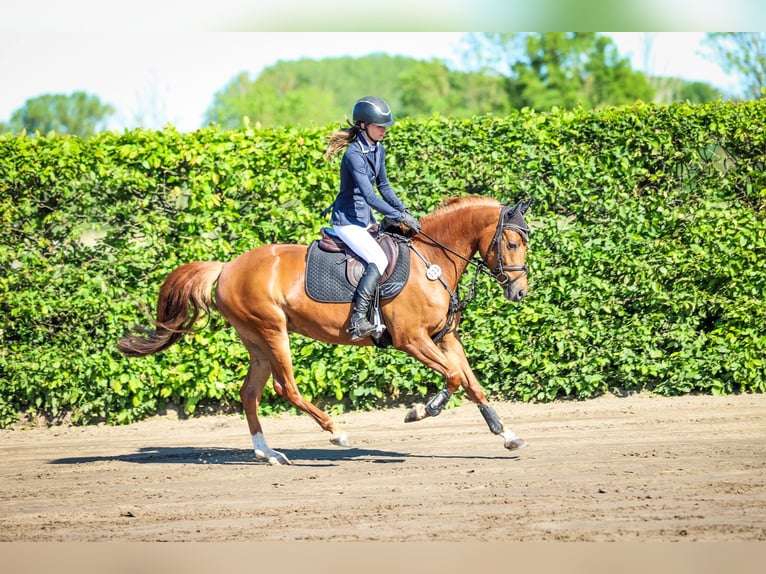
[703,33,766,100]
[398,60,511,118]
[205,55,421,129]
[677,81,723,104]
[6,91,114,137]
[583,35,656,106]
[204,71,268,128]
[461,32,654,110]
[205,76,336,129]
[398,60,452,117]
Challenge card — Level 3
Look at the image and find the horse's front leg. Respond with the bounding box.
[441,332,527,450]
[399,334,457,423]
[403,332,527,451]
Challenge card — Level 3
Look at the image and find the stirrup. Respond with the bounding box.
[349,318,377,341]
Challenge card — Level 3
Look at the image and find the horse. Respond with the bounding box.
[117,195,532,465]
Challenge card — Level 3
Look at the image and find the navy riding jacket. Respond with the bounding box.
[330,135,408,228]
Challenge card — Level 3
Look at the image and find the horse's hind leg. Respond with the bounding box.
[261,327,350,448]
[240,341,292,465]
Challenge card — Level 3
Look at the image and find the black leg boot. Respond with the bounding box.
[349,263,382,341]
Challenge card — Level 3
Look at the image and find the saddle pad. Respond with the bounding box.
[305,238,410,303]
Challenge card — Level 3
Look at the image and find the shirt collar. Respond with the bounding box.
[358,133,378,154]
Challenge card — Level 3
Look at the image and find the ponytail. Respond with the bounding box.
[325,122,362,161]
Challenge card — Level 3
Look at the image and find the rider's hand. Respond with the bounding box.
[399,211,421,234]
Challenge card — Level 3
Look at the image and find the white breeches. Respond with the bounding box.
[332,224,389,274]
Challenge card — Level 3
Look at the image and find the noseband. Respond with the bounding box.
[485,205,529,287]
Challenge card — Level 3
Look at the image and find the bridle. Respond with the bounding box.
[415,203,529,289]
[407,203,530,342]
[484,204,529,288]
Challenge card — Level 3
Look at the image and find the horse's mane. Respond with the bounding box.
[422,195,502,222]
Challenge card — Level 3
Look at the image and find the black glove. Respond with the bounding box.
[381,216,398,231]
[399,211,421,234]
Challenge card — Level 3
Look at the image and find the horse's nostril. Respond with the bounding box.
[517,289,527,301]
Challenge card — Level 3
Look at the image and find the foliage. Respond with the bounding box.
[204,54,516,129]
[203,40,720,132]
[703,33,766,100]
[205,54,420,128]
[1,100,764,428]
[2,91,115,137]
[460,32,655,109]
[461,32,731,109]
[676,81,724,104]
[396,60,512,119]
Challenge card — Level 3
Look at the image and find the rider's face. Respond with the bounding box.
[365,123,387,143]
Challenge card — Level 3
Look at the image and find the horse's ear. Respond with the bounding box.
[519,197,534,214]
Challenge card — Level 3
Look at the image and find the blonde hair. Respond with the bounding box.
[324,122,362,162]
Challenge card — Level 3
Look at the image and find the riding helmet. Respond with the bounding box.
[352,96,395,127]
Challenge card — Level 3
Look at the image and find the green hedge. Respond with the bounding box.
[1,99,764,426]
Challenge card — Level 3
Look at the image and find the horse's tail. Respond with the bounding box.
[117,261,225,357]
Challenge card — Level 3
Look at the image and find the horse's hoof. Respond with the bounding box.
[404,403,427,423]
[505,438,528,451]
[256,449,292,465]
[330,433,350,447]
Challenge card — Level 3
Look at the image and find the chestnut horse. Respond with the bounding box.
[118,195,532,465]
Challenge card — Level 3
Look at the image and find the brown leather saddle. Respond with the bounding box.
[317,226,401,287]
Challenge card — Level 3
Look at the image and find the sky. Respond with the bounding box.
[0,32,744,133]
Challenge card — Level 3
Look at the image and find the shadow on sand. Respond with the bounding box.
[48,445,520,466]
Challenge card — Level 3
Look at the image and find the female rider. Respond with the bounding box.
[324,96,421,340]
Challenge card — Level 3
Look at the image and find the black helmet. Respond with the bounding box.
[352,96,395,127]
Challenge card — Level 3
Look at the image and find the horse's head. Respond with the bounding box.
[482,198,532,302]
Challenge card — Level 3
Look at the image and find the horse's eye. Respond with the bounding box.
[506,241,519,250]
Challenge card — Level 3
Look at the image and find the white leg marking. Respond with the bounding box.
[252,432,291,465]
[330,431,350,447]
[501,429,518,442]
[502,429,528,451]
[404,403,428,423]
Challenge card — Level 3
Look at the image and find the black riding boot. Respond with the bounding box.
[349,263,382,341]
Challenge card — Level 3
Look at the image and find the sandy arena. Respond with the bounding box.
[1,392,764,541]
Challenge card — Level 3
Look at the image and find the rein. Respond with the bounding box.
[408,204,529,342]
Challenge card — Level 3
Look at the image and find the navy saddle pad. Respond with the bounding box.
[304,232,410,303]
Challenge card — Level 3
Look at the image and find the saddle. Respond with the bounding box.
[304,227,410,304]
[317,227,400,286]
